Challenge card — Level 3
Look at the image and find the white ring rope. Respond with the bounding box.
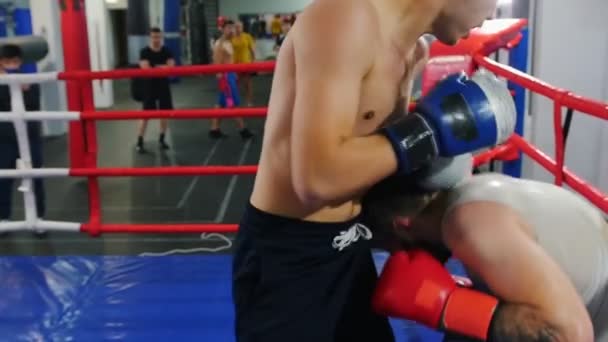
[0,111,80,121]
[0,168,70,178]
[0,219,80,233]
[0,71,58,85]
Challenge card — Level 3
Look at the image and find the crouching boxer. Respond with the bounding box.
[364,157,606,341]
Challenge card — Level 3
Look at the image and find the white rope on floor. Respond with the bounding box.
[138,233,234,257]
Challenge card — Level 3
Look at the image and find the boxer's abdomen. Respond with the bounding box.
[447,173,608,335]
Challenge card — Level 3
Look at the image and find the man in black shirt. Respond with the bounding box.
[0,44,45,233]
[136,27,175,153]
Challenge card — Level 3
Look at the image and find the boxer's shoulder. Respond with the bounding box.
[296,0,379,44]
[446,173,515,209]
[303,0,375,20]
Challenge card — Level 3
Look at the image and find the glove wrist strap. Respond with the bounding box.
[442,287,500,340]
[382,113,439,175]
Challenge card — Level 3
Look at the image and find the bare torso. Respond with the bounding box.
[251,1,424,222]
[214,39,233,64]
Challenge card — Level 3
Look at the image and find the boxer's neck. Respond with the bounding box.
[372,0,444,53]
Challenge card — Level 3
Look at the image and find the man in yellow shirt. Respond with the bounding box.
[270,14,282,38]
[232,21,256,107]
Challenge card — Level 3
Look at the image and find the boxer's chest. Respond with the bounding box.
[222,41,234,61]
[355,50,415,135]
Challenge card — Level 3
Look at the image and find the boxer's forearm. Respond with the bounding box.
[488,304,565,342]
[292,134,397,205]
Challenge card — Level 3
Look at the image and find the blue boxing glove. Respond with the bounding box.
[382,69,516,175]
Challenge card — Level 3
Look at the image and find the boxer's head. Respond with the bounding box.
[282,20,292,34]
[235,21,244,35]
[363,174,445,250]
[0,44,23,72]
[149,27,163,50]
[222,20,236,39]
[432,0,498,45]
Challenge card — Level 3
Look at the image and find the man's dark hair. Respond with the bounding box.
[223,20,235,28]
[362,174,436,247]
[150,27,162,34]
[0,44,23,59]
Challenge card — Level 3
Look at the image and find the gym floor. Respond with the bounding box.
[0,75,451,341]
[0,75,270,256]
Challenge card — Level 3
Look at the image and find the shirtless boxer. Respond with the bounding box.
[211,20,253,140]
[364,159,606,341]
[233,0,509,340]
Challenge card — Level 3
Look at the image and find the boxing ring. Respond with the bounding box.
[0,16,607,341]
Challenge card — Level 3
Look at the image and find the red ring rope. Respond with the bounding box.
[53,19,608,236]
[80,108,268,120]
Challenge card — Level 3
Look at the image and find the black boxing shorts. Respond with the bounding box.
[232,204,395,342]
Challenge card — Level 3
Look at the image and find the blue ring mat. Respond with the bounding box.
[0,252,466,341]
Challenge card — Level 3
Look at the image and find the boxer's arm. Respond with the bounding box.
[139,49,151,69]
[443,202,594,342]
[291,1,397,205]
[139,59,151,69]
[165,47,176,67]
[249,36,256,60]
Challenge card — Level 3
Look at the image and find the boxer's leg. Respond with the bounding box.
[158,89,173,150]
[0,141,17,220]
[334,247,394,342]
[233,205,393,342]
[28,123,45,219]
[137,95,157,152]
[228,73,253,139]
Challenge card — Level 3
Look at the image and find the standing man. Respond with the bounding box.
[211,20,253,140]
[232,21,256,107]
[0,44,45,234]
[270,14,283,38]
[136,27,175,153]
[233,0,510,341]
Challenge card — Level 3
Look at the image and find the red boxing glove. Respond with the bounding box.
[372,250,499,340]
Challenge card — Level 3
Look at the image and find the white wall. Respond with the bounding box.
[524,0,608,195]
[86,0,114,108]
[30,0,68,137]
[219,0,312,19]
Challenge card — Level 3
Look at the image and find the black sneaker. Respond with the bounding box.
[240,128,254,140]
[136,143,147,154]
[209,129,227,139]
[159,140,170,150]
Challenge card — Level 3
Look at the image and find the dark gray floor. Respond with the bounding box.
[0,75,272,255]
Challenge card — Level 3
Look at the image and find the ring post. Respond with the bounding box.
[59,0,102,235]
[503,27,529,178]
[60,0,88,169]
